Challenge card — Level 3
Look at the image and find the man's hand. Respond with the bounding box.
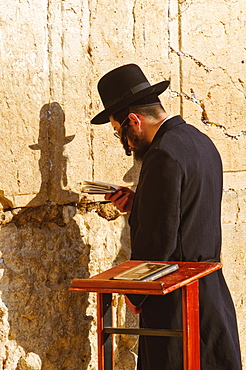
[105,186,135,213]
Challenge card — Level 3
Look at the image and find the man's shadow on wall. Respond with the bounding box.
[28,102,78,206]
[1,103,93,369]
[1,102,141,369]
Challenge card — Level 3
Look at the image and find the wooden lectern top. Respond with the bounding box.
[69,260,222,296]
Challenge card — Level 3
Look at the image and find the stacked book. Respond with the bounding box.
[82,180,118,194]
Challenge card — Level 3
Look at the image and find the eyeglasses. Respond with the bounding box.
[113,116,132,156]
[114,116,129,139]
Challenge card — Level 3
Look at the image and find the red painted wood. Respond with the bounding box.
[182,281,200,370]
[97,293,104,370]
[70,262,222,370]
[70,261,222,296]
[97,293,114,370]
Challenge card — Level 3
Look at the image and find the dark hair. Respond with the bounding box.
[112,94,165,122]
[112,106,129,124]
[112,94,165,156]
[129,94,165,119]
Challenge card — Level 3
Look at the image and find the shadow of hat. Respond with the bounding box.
[29,102,75,151]
[91,64,170,124]
[29,135,75,151]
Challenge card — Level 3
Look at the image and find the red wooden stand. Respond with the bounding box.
[70,261,222,370]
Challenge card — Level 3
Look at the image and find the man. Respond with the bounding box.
[91,64,242,369]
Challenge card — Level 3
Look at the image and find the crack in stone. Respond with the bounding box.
[169,0,195,22]
[218,66,246,96]
[224,188,246,192]
[131,0,137,49]
[85,0,95,181]
[201,103,246,140]
[0,198,119,227]
[170,47,246,95]
[171,89,203,107]
[171,90,246,140]
[46,0,53,98]
[88,128,95,180]
[170,46,213,72]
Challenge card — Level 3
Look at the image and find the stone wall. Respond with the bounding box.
[0,0,245,369]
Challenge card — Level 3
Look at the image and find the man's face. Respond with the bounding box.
[109,116,150,161]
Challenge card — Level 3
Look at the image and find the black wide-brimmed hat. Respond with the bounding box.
[91,64,170,124]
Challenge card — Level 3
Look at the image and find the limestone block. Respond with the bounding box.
[16,353,42,370]
[0,0,93,208]
[0,0,245,368]
[237,189,246,223]
[169,0,246,148]
[221,222,246,348]
[224,172,246,190]
[88,0,170,186]
[221,190,246,366]
[45,0,94,196]
[0,299,9,361]
[4,341,26,370]
[222,189,246,225]
[0,206,133,369]
[0,220,91,369]
[0,0,49,205]
[222,189,238,225]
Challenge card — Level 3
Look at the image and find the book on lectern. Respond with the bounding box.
[110,262,179,282]
[81,180,119,194]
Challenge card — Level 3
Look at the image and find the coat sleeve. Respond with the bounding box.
[130,148,183,261]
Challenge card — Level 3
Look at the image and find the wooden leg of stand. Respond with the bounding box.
[97,293,114,370]
[97,293,104,370]
[182,280,200,370]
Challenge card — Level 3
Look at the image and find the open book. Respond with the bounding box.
[110,262,179,282]
[82,180,119,194]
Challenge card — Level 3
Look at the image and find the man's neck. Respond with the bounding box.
[145,112,169,143]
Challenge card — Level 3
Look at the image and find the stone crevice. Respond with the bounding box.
[46,0,53,99]
[218,66,246,96]
[0,198,120,228]
[169,0,195,22]
[85,0,95,181]
[131,0,137,50]
[171,90,246,140]
[169,46,213,72]
[88,129,95,180]
[170,47,246,97]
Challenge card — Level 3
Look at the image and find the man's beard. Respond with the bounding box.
[126,127,151,161]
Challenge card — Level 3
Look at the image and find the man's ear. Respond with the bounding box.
[128,113,142,130]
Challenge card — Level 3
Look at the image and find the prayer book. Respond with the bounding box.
[110,262,179,281]
[82,180,118,194]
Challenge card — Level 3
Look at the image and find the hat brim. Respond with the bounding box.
[91,80,170,124]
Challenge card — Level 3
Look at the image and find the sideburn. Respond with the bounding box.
[126,126,151,161]
[121,119,132,156]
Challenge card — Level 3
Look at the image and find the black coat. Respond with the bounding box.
[128,116,242,369]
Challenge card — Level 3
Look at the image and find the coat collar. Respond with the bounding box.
[152,115,185,145]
